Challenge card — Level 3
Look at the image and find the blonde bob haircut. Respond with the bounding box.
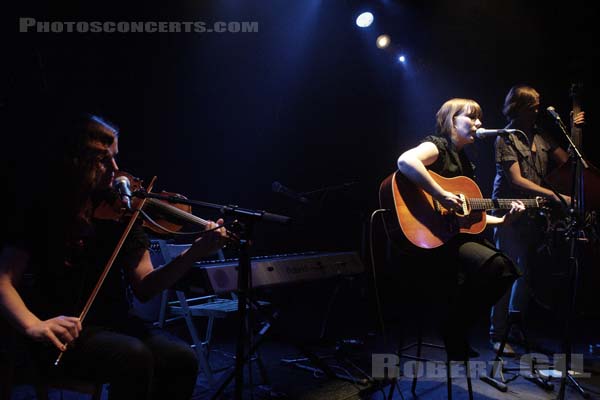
[435,98,482,136]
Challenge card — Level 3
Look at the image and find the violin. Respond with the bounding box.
[56,171,226,366]
[94,170,213,236]
[55,172,159,366]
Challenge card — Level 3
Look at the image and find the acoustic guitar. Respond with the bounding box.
[379,170,547,249]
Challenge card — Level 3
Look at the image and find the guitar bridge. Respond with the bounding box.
[455,193,469,216]
[434,194,469,216]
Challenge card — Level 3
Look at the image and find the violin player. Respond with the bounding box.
[0,112,228,399]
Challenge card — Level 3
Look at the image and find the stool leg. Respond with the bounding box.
[92,384,104,400]
[411,331,423,395]
[446,360,452,400]
[386,377,396,399]
[465,360,473,400]
[255,350,270,385]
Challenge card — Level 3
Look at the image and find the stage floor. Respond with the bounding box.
[9,315,600,400]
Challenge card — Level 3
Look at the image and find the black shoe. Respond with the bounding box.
[443,331,479,361]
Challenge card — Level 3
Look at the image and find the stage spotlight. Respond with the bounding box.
[397,55,406,63]
[376,34,390,49]
[355,12,374,28]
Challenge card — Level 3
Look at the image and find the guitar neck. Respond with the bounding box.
[468,198,539,211]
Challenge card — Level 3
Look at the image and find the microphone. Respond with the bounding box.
[475,128,518,139]
[272,181,310,204]
[546,106,563,122]
[113,175,132,209]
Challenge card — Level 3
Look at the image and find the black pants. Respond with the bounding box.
[439,236,520,334]
[34,318,199,400]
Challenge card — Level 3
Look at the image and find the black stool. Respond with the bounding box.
[387,319,474,400]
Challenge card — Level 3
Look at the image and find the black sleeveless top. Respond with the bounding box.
[421,134,476,179]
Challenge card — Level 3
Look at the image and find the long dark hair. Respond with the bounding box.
[58,113,119,243]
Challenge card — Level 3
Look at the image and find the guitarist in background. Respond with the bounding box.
[489,84,585,356]
[396,98,525,361]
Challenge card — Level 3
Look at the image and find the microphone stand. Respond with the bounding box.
[550,118,590,400]
[133,190,291,399]
[480,130,573,393]
[480,123,591,398]
[481,131,555,393]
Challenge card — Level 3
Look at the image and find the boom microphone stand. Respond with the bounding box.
[480,114,591,398]
[480,130,557,392]
[479,129,574,394]
[548,111,590,400]
[132,190,291,399]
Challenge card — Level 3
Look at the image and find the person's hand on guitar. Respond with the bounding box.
[437,190,464,213]
[501,200,526,225]
[552,193,571,208]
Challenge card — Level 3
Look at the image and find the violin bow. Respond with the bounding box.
[54,176,158,366]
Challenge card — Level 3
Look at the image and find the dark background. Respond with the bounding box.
[2,1,600,364]
[2,0,596,256]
